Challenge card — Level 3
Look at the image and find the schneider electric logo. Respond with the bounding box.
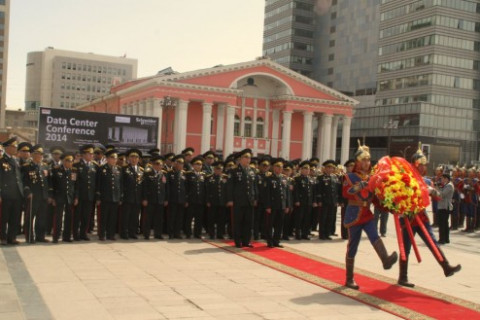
[115,116,131,124]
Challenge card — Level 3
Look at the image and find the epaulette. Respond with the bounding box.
[53,165,61,170]
[222,173,229,178]
[161,169,167,174]
[144,167,152,173]
[122,164,128,168]
[22,162,30,167]
[72,167,78,171]
[92,160,99,166]
[265,171,272,177]
[139,166,144,172]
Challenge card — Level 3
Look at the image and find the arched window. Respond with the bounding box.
[256,117,264,138]
[244,116,252,137]
[234,115,241,136]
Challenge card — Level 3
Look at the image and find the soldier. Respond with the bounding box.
[202,151,216,175]
[181,147,195,172]
[73,144,98,241]
[166,155,187,239]
[17,142,32,166]
[317,160,341,240]
[117,153,127,167]
[185,156,207,239]
[293,161,316,240]
[50,153,77,243]
[343,141,397,290]
[22,145,51,243]
[397,146,461,287]
[93,145,106,166]
[254,156,271,240]
[163,153,175,171]
[206,161,228,239]
[0,137,25,245]
[121,149,144,239]
[142,155,168,240]
[264,158,289,248]
[281,162,295,240]
[96,149,123,241]
[226,148,258,248]
[45,146,64,235]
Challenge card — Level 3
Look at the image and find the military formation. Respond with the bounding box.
[0,137,352,247]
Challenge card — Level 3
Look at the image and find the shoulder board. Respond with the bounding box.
[22,162,30,167]
[53,165,61,170]
[144,167,152,173]
[161,169,167,174]
[139,167,144,171]
[265,172,272,177]
[92,160,99,166]
[122,164,128,168]
[72,167,78,171]
[222,173,229,178]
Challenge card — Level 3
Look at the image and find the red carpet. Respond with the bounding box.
[209,241,480,320]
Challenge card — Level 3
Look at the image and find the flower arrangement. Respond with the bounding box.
[368,156,430,217]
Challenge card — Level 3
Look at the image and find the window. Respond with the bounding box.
[331,12,337,19]
[234,115,240,136]
[328,54,335,61]
[330,26,336,33]
[329,40,335,47]
[327,68,334,75]
[244,116,252,137]
[256,117,264,138]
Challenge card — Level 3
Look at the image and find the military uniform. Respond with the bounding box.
[22,159,50,242]
[264,169,289,247]
[121,164,144,239]
[50,162,76,242]
[226,149,258,248]
[293,168,315,240]
[166,167,187,238]
[255,169,269,240]
[206,171,228,239]
[0,148,24,244]
[142,166,168,239]
[317,164,341,240]
[96,162,122,240]
[73,158,98,240]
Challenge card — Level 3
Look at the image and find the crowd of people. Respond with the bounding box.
[0,136,464,289]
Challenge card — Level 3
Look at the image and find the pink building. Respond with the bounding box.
[80,59,357,162]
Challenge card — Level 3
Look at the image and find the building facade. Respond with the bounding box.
[264,0,480,167]
[25,47,137,111]
[80,59,357,162]
[0,0,9,129]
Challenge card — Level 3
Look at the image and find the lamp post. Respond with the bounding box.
[383,119,398,156]
[160,96,177,154]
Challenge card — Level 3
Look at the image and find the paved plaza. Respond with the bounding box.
[1,213,479,320]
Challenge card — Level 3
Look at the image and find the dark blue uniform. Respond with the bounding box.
[50,166,76,242]
[96,163,122,240]
[185,170,206,238]
[206,173,228,239]
[264,173,289,247]
[166,169,187,238]
[0,153,24,244]
[142,168,168,239]
[293,175,315,239]
[317,174,341,239]
[73,160,98,240]
[121,165,143,239]
[22,161,50,242]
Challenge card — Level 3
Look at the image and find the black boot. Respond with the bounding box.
[373,238,398,270]
[345,257,359,290]
[397,258,415,287]
[437,247,461,277]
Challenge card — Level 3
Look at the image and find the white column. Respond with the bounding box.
[201,102,213,153]
[322,114,333,160]
[215,104,225,150]
[330,115,339,160]
[271,109,280,157]
[264,99,270,138]
[151,98,163,149]
[240,97,246,136]
[302,111,313,160]
[174,100,188,154]
[281,111,292,159]
[316,114,323,159]
[341,116,352,165]
[224,105,235,156]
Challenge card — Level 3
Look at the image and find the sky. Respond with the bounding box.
[6,0,265,109]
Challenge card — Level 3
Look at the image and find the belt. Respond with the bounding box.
[348,200,371,207]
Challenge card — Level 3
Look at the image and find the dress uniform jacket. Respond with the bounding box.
[50,166,76,205]
[74,160,98,202]
[96,163,123,203]
[293,175,315,206]
[166,170,187,204]
[0,153,24,200]
[185,171,206,205]
[143,168,168,204]
[227,166,258,206]
[122,165,144,204]
[206,174,228,206]
[264,173,288,210]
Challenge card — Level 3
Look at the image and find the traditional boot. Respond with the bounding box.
[397,258,415,287]
[373,238,398,269]
[461,217,471,232]
[345,257,359,290]
[437,248,461,277]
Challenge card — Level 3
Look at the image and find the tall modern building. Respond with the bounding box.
[263,0,480,166]
[0,0,10,129]
[25,47,137,111]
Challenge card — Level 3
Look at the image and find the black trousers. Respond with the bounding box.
[253,204,265,239]
[265,208,284,245]
[1,197,22,242]
[294,205,311,239]
[143,203,164,238]
[184,203,204,238]
[121,203,141,238]
[438,209,450,243]
[233,205,254,246]
[74,200,94,239]
[207,205,226,239]
[99,201,118,239]
[24,197,47,242]
[319,204,335,239]
[168,202,185,238]
[53,200,74,241]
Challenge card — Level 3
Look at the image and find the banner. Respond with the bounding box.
[38,107,159,153]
